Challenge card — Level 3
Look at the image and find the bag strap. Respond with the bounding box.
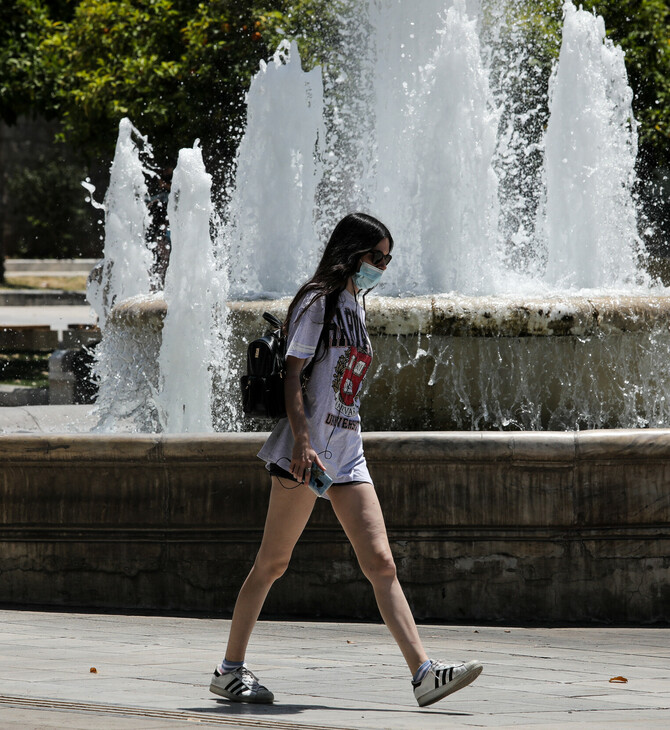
[262,312,282,329]
[261,310,324,386]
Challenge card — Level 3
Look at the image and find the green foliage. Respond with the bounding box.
[1,0,343,171]
[0,1,51,123]
[1,0,668,198]
[5,147,99,258]
[580,0,670,171]
[35,0,311,170]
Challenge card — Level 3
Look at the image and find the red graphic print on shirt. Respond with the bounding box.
[332,346,372,413]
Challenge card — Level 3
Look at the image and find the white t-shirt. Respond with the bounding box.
[257,288,373,484]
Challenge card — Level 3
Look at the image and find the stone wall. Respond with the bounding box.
[1,430,668,624]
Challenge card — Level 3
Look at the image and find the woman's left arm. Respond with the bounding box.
[284,355,325,483]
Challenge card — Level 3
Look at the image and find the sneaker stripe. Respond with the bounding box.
[226,679,245,694]
[210,665,274,704]
[449,666,454,682]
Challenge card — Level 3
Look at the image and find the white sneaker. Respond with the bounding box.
[413,659,482,707]
[209,664,274,704]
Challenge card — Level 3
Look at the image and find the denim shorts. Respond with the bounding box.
[266,462,363,487]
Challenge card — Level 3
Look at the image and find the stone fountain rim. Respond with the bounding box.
[109,291,670,337]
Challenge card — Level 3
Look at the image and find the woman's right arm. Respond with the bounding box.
[285,355,325,483]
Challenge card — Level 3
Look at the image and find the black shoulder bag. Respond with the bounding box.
[240,312,320,419]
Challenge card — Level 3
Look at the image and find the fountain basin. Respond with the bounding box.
[1,429,668,623]
[104,293,670,430]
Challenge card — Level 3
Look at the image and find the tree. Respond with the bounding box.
[34,0,338,174]
[0,0,342,266]
[6,150,97,258]
[0,1,51,124]
[6,1,668,176]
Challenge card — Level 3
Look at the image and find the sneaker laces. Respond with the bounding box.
[237,665,261,689]
[432,660,460,671]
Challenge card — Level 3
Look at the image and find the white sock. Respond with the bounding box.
[219,658,244,674]
[413,659,432,683]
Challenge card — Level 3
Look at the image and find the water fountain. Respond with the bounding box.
[3,1,669,624]
[85,0,670,433]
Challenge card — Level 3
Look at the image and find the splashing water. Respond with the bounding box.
[538,1,643,290]
[223,0,651,298]
[88,1,669,434]
[227,40,325,300]
[155,143,217,432]
[399,1,500,294]
[88,118,159,432]
[87,118,155,328]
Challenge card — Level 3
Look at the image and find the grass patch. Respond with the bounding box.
[1,275,87,291]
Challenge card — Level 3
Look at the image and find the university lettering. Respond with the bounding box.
[324,412,360,431]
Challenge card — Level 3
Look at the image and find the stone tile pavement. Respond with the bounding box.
[0,609,668,729]
[0,304,95,335]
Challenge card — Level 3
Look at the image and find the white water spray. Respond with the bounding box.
[539,2,643,289]
[88,1,669,434]
[86,118,155,327]
[411,1,500,294]
[222,1,649,297]
[227,40,325,299]
[156,143,216,432]
[88,118,159,432]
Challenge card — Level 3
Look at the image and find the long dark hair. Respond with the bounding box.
[284,212,393,361]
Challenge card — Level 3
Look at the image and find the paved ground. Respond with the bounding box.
[4,258,96,275]
[0,610,667,729]
[0,404,96,433]
[0,304,95,336]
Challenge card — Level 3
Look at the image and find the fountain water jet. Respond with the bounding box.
[156,143,217,433]
[364,0,501,295]
[86,119,160,432]
[87,118,155,328]
[227,40,325,300]
[4,0,669,626]
[88,0,669,433]
[539,1,643,289]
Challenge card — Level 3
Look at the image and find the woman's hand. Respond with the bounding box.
[290,437,320,484]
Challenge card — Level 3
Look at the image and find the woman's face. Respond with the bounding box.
[359,237,392,271]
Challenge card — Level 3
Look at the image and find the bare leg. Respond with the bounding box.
[224,477,316,662]
[328,482,429,675]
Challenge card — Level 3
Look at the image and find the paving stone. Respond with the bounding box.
[0,610,668,728]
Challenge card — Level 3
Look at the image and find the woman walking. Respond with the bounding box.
[209,212,482,707]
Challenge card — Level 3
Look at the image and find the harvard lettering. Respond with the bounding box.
[327,306,368,350]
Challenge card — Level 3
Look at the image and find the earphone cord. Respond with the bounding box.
[275,424,337,490]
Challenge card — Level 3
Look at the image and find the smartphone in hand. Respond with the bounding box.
[308,463,333,497]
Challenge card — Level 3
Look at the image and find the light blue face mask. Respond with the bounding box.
[353,261,383,290]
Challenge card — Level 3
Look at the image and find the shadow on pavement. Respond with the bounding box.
[182,699,473,718]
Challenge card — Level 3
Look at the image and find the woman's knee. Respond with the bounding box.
[360,549,397,585]
[253,550,291,582]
